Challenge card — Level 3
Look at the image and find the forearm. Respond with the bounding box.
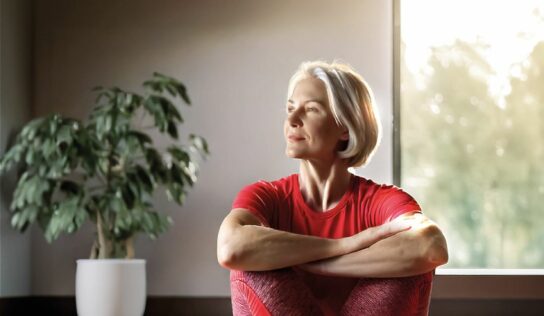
[218,224,349,271]
[300,223,448,278]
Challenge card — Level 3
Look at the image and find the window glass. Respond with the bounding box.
[400,0,544,268]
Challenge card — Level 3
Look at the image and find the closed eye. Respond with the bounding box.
[285,105,319,113]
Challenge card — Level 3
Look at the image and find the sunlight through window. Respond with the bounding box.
[400,0,544,268]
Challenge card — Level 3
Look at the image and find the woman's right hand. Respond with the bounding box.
[342,219,412,254]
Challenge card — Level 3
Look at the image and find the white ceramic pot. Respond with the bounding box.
[76,259,146,316]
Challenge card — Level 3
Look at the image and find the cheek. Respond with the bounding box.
[317,122,343,143]
[315,119,336,135]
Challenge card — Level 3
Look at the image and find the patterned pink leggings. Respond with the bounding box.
[230,268,433,316]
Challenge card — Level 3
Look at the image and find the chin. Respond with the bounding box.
[285,149,302,159]
[285,151,307,160]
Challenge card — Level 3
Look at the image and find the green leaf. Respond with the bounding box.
[46,155,69,178]
[10,212,21,229]
[25,148,35,165]
[145,148,168,183]
[42,138,55,158]
[116,91,125,108]
[0,144,25,174]
[121,184,135,209]
[166,121,178,139]
[49,114,61,135]
[127,173,142,197]
[73,206,87,230]
[166,181,186,205]
[129,130,153,145]
[105,115,113,133]
[170,163,185,184]
[45,197,82,242]
[30,177,51,205]
[20,117,46,140]
[148,72,191,105]
[143,77,164,93]
[142,212,154,231]
[143,95,169,131]
[162,100,183,123]
[11,205,39,231]
[56,125,73,146]
[165,85,177,99]
[110,194,126,214]
[180,162,197,187]
[167,147,190,164]
[176,85,191,105]
[135,165,154,192]
[189,134,210,156]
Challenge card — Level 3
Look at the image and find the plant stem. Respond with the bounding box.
[125,236,134,259]
[89,239,98,259]
[96,211,109,259]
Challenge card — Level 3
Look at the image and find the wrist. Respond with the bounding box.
[337,235,355,255]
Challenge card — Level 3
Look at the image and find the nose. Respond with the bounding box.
[286,108,303,127]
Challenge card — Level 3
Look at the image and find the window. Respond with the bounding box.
[397,0,544,270]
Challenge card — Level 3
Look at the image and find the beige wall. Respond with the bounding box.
[31,0,393,296]
[0,0,32,297]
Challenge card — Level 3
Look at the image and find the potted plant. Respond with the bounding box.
[0,73,209,316]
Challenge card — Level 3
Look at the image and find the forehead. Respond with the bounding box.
[291,77,328,101]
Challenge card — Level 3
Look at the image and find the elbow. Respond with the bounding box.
[217,244,235,269]
[425,234,449,267]
[217,235,243,269]
[410,243,447,274]
[217,224,240,269]
[427,243,448,267]
[419,225,449,269]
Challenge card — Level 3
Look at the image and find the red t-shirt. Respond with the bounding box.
[231,173,421,237]
[231,173,426,312]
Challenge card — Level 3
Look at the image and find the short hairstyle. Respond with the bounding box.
[286,60,382,168]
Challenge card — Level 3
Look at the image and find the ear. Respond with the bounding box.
[340,130,349,141]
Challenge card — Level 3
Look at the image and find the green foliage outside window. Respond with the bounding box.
[401,41,544,268]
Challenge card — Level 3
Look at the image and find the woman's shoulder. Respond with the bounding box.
[354,175,415,199]
[353,175,421,223]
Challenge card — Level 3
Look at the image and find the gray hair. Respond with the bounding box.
[286,60,382,168]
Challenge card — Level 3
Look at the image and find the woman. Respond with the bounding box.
[217,60,448,316]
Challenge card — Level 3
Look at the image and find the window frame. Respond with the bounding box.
[392,0,544,299]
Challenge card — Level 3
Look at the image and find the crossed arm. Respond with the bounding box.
[217,209,448,278]
[297,212,448,278]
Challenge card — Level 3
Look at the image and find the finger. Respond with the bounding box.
[357,232,385,249]
[376,221,412,238]
[352,222,412,250]
[353,227,393,249]
[359,222,411,247]
[387,220,412,233]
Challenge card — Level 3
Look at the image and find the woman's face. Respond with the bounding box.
[284,77,348,161]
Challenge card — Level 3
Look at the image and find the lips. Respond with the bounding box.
[288,134,305,141]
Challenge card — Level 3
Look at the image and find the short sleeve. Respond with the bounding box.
[231,180,278,227]
[369,185,421,226]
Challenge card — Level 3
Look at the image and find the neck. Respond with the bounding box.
[298,157,353,212]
